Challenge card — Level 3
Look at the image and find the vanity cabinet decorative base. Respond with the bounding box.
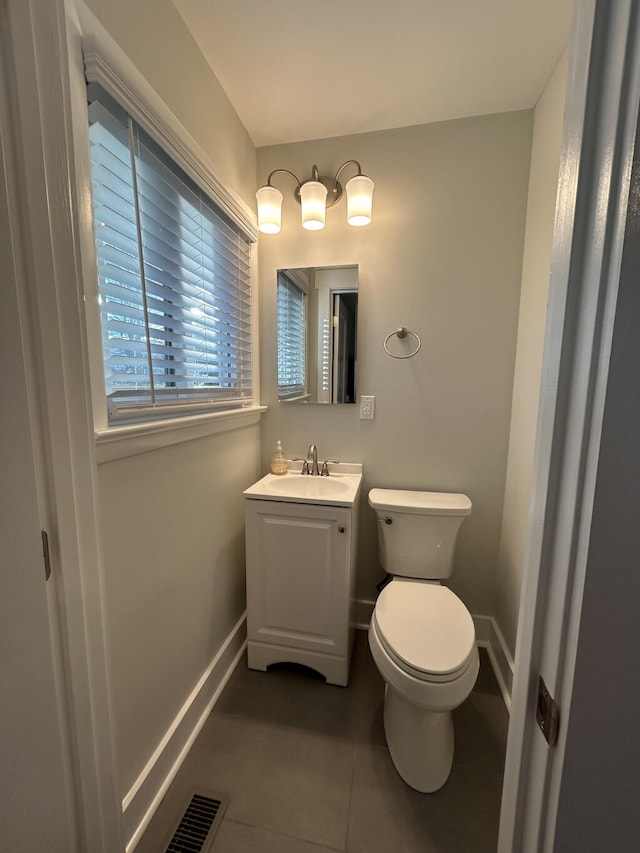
[244,497,358,686]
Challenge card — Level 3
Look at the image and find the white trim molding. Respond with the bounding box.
[354,597,376,630]
[4,0,123,847]
[95,406,267,463]
[499,3,640,850]
[124,614,247,852]
[474,616,514,712]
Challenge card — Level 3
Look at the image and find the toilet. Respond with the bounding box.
[368,488,479,793]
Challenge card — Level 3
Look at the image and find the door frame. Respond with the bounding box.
[1,19,78,851]
[2,0,122,848]
[499,2,640,849]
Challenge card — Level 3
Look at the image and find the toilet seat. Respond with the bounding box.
[373,580,476,683]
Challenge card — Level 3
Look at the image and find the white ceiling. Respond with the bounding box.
[173,0,573,148]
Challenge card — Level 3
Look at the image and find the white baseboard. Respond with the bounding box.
[473,615,514,712]
[356,598,513,712]
[124,613,247,851]
[354,597,375,629]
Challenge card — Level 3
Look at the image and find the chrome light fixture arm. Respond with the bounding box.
[264,168,302,193]
[333,159,364,186]
[296,161,364,209]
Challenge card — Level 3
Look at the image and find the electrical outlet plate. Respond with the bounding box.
[360,395,375,420]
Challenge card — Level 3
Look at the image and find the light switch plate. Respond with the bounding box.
[360,395,375,420]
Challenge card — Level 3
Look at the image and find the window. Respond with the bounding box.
[277,271,307,400]
[86,85,252,423]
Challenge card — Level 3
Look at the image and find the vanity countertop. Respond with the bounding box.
[243,462,362,507]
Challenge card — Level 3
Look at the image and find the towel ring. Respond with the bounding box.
[383,327,422,359]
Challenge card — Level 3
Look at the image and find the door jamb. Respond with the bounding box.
[499,2,640,849]
[3,0,123,848]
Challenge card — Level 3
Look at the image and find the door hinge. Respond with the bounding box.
[536,675,559,747]
[41,530,52,581]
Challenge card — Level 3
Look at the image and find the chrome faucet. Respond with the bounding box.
[306,444,320,476]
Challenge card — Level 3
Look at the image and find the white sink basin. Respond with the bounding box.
[244,462,362,507]
[264,475,351,498]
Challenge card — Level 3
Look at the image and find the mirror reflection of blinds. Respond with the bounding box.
[277,272,307,400]
[87,84,252,422]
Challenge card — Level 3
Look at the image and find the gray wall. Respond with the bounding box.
[99,428,259,795]
[257,112,533,612]
[496,54,568,656]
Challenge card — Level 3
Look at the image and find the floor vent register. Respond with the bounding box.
[165,791,228,853]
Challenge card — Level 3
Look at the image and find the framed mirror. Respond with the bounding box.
[277,265,358,404]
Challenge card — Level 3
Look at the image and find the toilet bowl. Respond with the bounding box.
[368,489,478,792]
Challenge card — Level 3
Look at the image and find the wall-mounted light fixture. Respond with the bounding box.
[256,161,374,234]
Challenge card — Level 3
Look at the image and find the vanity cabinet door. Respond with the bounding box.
[245,499,351,657]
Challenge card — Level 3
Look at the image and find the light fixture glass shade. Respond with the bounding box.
[299,180,328,230]
[346,174,374,226]
[256,184,283,234]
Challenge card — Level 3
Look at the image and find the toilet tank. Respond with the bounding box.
[368,489,471,579]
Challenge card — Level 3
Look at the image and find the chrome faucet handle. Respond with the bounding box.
[320,459,340,476]
[291,457,309,474]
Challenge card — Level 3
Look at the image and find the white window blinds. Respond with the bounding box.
[277,272,307,400]
[87,85,252,422]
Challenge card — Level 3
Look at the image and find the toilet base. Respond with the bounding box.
[383,684,454,793]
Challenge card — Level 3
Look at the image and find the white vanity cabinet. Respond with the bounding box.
[243,467,361,686]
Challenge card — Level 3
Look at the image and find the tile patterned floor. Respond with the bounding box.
[136,632,508,852]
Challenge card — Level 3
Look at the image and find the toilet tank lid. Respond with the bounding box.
[368,488,472,516]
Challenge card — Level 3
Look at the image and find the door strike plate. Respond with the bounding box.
[41,530,52,582]
[536,675,559,747]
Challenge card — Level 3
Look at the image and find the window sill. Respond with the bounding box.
[95,405,267,463]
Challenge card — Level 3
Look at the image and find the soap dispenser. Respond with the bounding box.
[270,440,288,475]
